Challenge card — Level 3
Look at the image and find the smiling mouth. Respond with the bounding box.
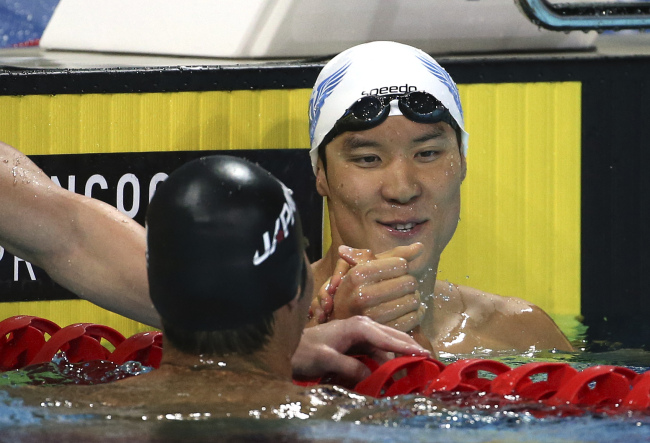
[393,222,416,232]
[380,221,423,232]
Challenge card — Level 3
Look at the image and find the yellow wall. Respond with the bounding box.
[0,82,581,336]
[439,82,581,316]
[317,83,581,318]
[0,90,311,154]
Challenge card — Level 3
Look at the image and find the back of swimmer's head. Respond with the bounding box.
[146,155,305,335]
[308,41,468,173]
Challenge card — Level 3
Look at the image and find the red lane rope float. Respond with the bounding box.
[0,316,164,370]
[0,316,61,371]
[30,323,126,365]
[5,316,650,415]
[491,362,578,400]
[625,371,650,410]
[548,365,638,408]
[423,358,511,394]
[110,331,163,368]
[355,356,445,397]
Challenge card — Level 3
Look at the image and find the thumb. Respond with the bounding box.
[338,245,376,266]
[375,242,424,263]
[328,257,351,295]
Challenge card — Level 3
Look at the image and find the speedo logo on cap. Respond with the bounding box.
[361,84,418,96]
[253,184,297,266]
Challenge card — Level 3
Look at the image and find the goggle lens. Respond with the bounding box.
[402,91,438,115]
[319,91,457,151]
[350,96,385,121]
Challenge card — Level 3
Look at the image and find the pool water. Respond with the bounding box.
[2,391,650,443]
[3,321,650,442]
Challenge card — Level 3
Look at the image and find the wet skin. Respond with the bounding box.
[310,116,463,350]
[310,116,573,353]
[315,115,465,286]
[9,258,429,418]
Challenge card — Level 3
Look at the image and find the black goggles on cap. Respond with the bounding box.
[318,91,460,151]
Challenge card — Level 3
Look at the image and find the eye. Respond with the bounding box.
[415,150,440,162]
[352,155,381,167]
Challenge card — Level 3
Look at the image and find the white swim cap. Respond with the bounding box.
[308,41,468,174]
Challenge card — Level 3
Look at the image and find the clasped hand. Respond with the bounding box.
[310,243,426,333]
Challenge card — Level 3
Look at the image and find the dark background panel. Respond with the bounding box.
[0,149,321,302]
[580,60,650,348]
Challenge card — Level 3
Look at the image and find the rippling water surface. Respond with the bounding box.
[3,318,650,442]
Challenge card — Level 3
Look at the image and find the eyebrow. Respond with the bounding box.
[412,128,446,144]
[342,134,383,150]
[341,126,449,150]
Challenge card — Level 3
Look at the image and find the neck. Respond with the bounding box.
[159,338,294,380]
[312,247,339,292]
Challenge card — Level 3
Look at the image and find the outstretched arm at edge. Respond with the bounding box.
[0,142,160,327]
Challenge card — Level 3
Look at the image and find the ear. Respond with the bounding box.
[285,277,305,311]
[315,158,330,197]
[286,291,300,311]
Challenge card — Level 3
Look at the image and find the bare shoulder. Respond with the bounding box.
[455,284,534,316]
[430,281,573,353]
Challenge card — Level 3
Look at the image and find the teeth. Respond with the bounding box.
[394,222,415,231]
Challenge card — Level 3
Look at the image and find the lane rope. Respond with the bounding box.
[2,315,649,414]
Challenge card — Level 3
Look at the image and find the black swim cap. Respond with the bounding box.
[146,155,304,331]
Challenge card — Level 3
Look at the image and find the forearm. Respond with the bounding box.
[0,142,160,327]
[45,195,159,327]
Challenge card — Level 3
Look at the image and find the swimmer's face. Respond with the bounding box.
[316,116,466,277]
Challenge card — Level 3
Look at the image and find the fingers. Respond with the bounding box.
[338,245,376,266]
[308,295,326,325]
[310,277,335,324]
[293,317,430,381]
[356,274,417,306]
[344,257,410,288]
[329,265,414,320]
[383,309,423,333]
[363,293,421,324]
[375,242,424,263]
[317,349,373,383]
[321,258,349,315]
[342,316,430,356]
[330,257,351,292]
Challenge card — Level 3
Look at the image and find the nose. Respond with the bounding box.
[380,158,422,204]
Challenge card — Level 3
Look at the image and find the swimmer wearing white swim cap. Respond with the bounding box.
[306,41,573,354]
[309,41,468,174]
